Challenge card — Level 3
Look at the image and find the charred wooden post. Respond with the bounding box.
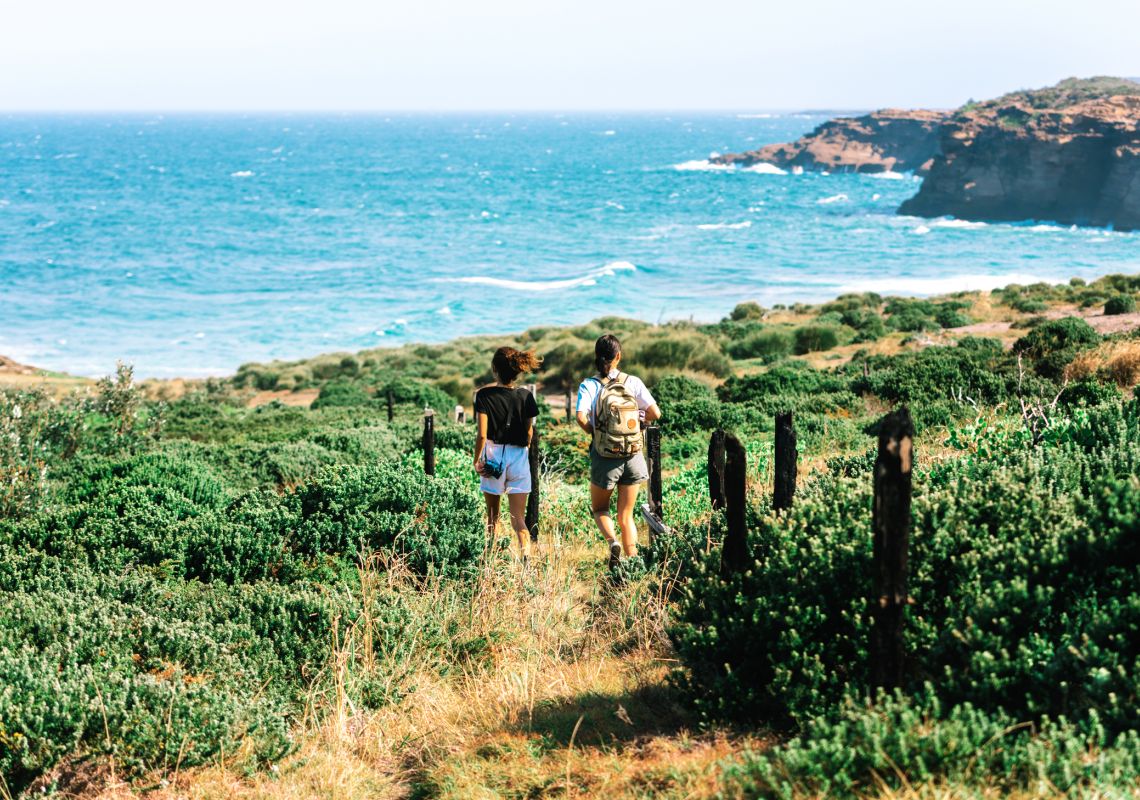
[645,425,663,519]
[708,429,727,510]
[526,425,540,543]
[387,390,394,422]
[422,408,436,476]
[565,388,573,423]
[871,407,915,691]
[773,411,797,511]
[720,433,749,575]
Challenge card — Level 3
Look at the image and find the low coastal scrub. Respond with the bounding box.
[2,275,1139,796]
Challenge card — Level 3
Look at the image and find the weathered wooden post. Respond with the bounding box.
[720,433,749,575]
[565,387,573,423]
[708,429,726,510]
[872,407,914,690]
[645,425,663,519]
[773,412,797,511]
[386,390,394,422]
[422,408,435,476]
[526,425,540,544]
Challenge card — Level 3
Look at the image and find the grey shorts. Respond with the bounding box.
[590,451,649,491]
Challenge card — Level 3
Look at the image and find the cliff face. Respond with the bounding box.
[899,95,1140,231]
[712,109,948,174]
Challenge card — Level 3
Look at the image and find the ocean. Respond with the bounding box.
[1,112,1137,378]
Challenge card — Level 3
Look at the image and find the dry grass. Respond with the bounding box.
[1064,339,1140,392]
[64,531,762,800]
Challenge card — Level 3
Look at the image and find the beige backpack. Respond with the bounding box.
[592,373,642,458]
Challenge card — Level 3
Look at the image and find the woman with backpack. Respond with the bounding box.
[473,346,542,563]
[575,334,661,572]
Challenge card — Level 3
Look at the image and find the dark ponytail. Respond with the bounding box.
[594,334,621,375]
[492,346,542,384]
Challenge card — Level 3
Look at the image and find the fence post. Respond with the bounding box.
[387,391,394,423]
[565,387,573,423]
[871,407,914,691]
[645,425,663,519]
[720,433,749,575]
[422,408,435,476]
[526,425,540,544]
[708,429,726,510]
[773,411,797,511]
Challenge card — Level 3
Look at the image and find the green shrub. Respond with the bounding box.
[650,374,716,407]
[722,691,1140,799]
[671,404,1140,729]
[1013,316,1100,378]
[1105,294,1137,315]
[311,380,373,409]
[728,329,795,361]
[730,301,766,321]
[793,325,840,354]
[289,464,484,576]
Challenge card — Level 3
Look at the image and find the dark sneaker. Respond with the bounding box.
[608,541,622,573]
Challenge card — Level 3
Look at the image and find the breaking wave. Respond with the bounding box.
[445,261,636,292]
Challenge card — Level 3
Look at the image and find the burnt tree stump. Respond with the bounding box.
[773,411,797,511]
[720,433,749,575]
[708,429,727,510]
[526,425,540,543]
[871,407,915,691]
[422,409,436,476]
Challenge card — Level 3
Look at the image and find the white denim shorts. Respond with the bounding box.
[480,443,532,495]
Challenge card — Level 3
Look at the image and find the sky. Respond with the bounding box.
[2,0,1138,111]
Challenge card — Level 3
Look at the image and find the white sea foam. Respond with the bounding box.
[743,163,787,175]
[934,218,988,229]
[868,171,907,180]
[791,166,805,175]
[445,261,636,293]
[912,225,931,235]
[602,130,616,136]
[672,159,733,172]
[838,273,1064,295]
[871,193,882,201]
[230,170,254,178]
[1027,223,1065,232]
[605,200,626,210]
[437,306,452,315]
[697,221,752,230]
[737,113,776,119]
[817,194,848,205]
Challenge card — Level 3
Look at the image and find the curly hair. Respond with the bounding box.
[492,346,542,384]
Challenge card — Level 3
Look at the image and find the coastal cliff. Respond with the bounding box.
[712,109,948,174]
[899,79,1140,230]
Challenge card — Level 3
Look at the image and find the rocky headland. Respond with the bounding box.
[719,77,1140,231]
[711,108,947,174]
[900,78,1140,230]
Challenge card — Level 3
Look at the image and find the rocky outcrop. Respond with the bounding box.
[712,109,948,174]
[899,91,1140,231]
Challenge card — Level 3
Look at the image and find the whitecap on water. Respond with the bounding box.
[868,171,907,180]
[743,163,787,175]
[933,218,988,229]
[697,221,752,230]
[230,170,254,178]
[442,261,636,292]
[671,159,733,172]
[912,225,931,235]
[817,194,848,205]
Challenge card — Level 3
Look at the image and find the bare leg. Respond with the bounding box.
[616,482,640,556]
[483,493,501,545]
[507,492,531,558]
[589,483,617,544]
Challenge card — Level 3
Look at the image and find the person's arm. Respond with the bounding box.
[473,411,488,473]
[525,416,536,446]
[574,380,594,434]
[644,403,662,424]
[637,378,662,424]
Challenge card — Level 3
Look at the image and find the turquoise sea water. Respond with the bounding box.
[1,113,1137,377]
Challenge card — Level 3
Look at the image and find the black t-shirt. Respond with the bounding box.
[474,385,538,447]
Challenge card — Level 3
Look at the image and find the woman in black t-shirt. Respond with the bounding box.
[473,346,541,561]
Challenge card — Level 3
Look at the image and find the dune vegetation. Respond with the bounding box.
[2,274,1140,798]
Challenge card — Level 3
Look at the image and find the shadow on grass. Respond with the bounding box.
[513,681,693,753]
